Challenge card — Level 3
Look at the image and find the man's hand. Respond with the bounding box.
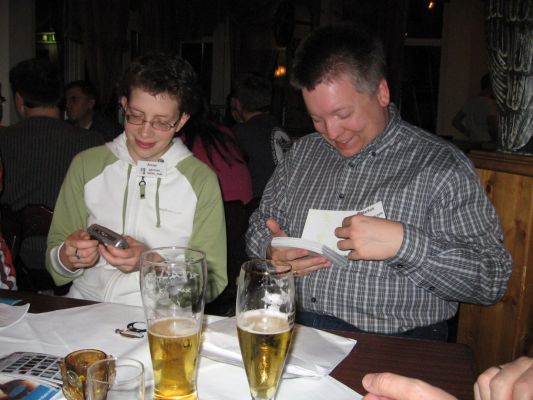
[335,215,403,260]
[362,372,457,400]
[60,230,99,271]
[99,236,147,273]
[267,218,330,277]
[474,356,533,400]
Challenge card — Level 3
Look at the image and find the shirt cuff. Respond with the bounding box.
[386,222,430,274]
[50,243,84,278]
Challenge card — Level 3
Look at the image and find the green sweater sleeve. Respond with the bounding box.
[179,157,228,303]
[46,146,111,285]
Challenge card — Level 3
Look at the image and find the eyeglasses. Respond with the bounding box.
[125,113,179,132]
[115,321,147,339]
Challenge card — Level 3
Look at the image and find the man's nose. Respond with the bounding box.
[324,120,342,140]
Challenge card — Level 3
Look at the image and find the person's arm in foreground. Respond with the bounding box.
[361,356,533,400]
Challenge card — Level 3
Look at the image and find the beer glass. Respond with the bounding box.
[140,247,207,400]
[86,357,145,400]
[236,259,295,400]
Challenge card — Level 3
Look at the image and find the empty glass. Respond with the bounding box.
[86,357,145,400]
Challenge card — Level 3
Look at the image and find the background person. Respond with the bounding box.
[46,53,227,306]
[180,94,253,205]
[0,59,104,284]
[232,73,289,199]
[245,23,512,340]
[452,73,498,150]
[64,79,123,142]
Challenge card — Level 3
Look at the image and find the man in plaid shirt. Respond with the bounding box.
[245,23,512,340]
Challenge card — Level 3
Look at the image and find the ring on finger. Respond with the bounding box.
[75,248,81,260]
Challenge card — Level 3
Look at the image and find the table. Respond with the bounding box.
[0,290,478,399]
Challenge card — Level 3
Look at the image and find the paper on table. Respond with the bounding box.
[0,303,30,328]
[201,316,356,377]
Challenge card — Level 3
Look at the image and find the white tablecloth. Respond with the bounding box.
[0,302,361,399]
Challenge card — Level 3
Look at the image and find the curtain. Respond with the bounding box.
[486,0,533,151]
[77,0,130,116]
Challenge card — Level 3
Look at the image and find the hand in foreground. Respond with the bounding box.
[266,218,330,277]
[474,356,533,400]
[99,236,147,273]
[60,230,100,271]
[362,372,457,400]
[335,215,403,260]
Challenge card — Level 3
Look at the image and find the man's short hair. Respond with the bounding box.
[233,73,272,113]
[9,58,62,108]
[65,80,97,101]
[291,23,386,94]
[120,53,199,116]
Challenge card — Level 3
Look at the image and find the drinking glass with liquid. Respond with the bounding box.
[140,247,207,400]
[236,259,295,400]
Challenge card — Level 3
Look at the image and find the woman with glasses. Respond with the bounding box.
[46,54,227,306]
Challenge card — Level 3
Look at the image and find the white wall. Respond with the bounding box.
[0,0,35,125]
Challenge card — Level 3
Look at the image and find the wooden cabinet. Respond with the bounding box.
[457,150,533,371]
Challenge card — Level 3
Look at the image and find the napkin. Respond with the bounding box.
[0,303,30,328]
[201,316,357,377]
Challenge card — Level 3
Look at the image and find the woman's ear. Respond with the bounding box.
[175,113,190,132]
[119,96,128,111]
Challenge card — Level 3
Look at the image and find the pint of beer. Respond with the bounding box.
[236,259,295,400]
[140,247,207,400]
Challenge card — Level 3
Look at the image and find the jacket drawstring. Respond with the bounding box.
[122,164,132,234]
[155,177,161,227]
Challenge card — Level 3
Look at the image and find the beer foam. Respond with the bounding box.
[149,317,200,338]
[237,309,290,334]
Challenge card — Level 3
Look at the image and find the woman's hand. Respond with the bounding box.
[60,230,100,271]
[99,236,147,273]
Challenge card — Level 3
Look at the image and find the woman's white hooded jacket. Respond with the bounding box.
[46,133,227,306]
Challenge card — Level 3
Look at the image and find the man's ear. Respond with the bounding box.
[376,79,390,107]
[14,92,25,117]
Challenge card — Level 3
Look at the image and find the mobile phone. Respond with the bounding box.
[87,224,129,249]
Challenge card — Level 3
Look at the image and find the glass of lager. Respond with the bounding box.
[236,259,295,400]
[140,247,207,400]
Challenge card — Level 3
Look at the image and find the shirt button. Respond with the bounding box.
[348,162,355,168]
[311,297,317,303]
[429,286,435,291]
[397,264,404,269]
[339,193,345,199]
[371,151,376,156]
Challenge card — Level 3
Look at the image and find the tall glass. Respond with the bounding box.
[236,259,295,400]
[140,247,207,400]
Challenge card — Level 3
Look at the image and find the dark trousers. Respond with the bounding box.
[296,311,449,341]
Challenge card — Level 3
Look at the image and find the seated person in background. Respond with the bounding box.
[452,73,498,150]
[180,94,253,205]
[64,80,123,142]
[0,59,104,276]
[0,82,6,128]
[0,158,17,291]
[46,53,227,306]
[362,356,533,400]
[246,23,512,340]
[232,73,290,198]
